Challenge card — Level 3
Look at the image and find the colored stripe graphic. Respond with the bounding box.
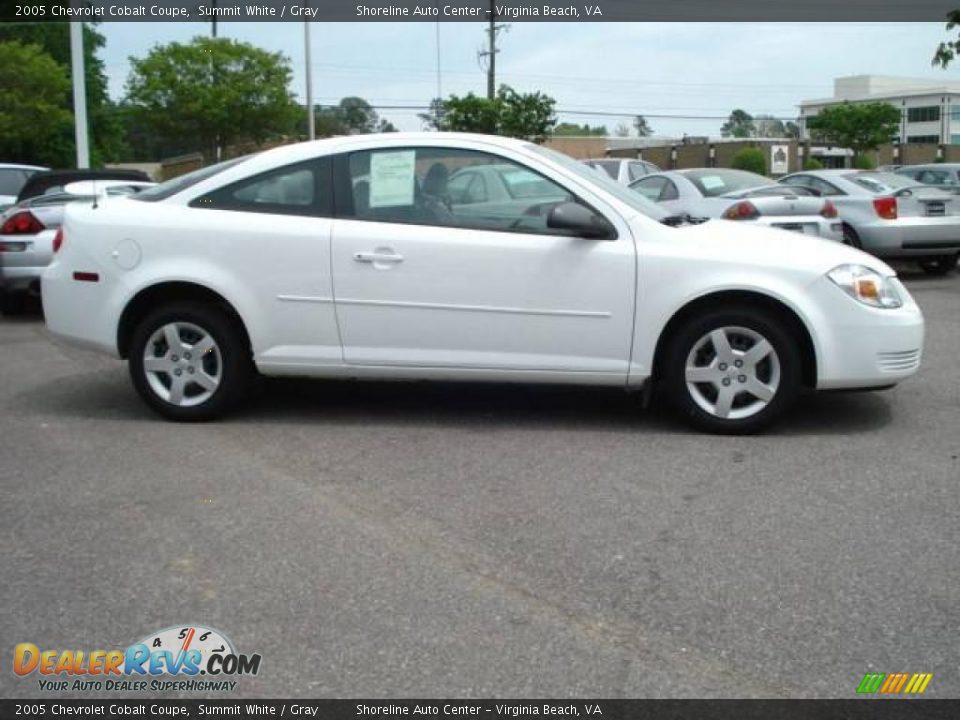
[857,672,932,694]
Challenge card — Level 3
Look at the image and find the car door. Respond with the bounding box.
[188,157,340,365]
[329,145,636,378]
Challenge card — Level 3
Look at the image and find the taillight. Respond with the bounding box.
[873,197,897,220]
[722,201,760,220]
[53,227,64,254]
[1,210,45,235]
[820,200,838,219]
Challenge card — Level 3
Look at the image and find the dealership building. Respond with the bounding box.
[798,75,960,145]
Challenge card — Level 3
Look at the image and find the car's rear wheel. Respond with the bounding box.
[841,223,862,249]
[918,254,958,276]
[661,307,802,434]
[129,302,251,421]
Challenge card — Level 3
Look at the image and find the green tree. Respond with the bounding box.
[126,37,299,160]
[633,115,653,137]
[336,96,379,133]
[428,85,557,142]
[0,23,126,165]
[552,122,608,136]
[721,109,755,138]
[806,102,901,162]
[754,115,787,138]
[496,86,556,142]
[730,147,767,175]
[785,121,801,139]
[802,157,824,170]
[0,41,73,166]
[933,9,960,66]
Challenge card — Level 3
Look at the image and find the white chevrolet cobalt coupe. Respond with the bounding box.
[42,134,924,433]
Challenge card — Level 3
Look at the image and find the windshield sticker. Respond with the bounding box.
[700,176,726,190]
[369,150,416,208]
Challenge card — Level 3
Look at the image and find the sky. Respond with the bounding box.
[98,21,959,137]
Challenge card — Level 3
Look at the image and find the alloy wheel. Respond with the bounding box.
[684,326,781,420]
[142,321,222,407]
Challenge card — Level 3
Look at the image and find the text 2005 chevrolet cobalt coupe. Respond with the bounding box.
[42,134,923,433]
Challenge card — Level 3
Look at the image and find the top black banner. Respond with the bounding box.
[1,0,957,22]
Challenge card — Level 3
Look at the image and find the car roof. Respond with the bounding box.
[0,163,48,171]
[18,168,153,202]
[898,163,960,170]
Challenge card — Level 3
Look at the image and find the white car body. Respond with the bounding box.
[0,180,155,296]
[42,133,924,432]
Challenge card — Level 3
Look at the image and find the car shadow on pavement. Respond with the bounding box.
[16,370,894,436]
[232,375,894,437]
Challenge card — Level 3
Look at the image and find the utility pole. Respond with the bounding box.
[479,2,508,100]
[304,21,315,140]
[69,22,90,169]
[211,0,218,37]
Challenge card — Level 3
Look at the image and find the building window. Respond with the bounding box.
[951,134,960,145]
[906,135,940,144]
[907,106,941,123]
[951,107,960,123]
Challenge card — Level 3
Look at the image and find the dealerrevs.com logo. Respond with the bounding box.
[13,625,261,692]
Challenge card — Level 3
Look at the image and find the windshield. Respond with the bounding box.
[530,145,669,221]
[845,172,925,194]
[133,155,254,202]
[682,169,774,197]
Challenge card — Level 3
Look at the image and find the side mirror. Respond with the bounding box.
[546,202,615,239]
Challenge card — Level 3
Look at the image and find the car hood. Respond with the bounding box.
[660,218,895,276]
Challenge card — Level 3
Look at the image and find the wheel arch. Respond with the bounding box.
[650,289,818,389]
[117,281,252,360]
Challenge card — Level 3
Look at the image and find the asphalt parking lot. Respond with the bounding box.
[1,266,958,699]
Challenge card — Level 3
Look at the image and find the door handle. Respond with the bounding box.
[353,251,404,264]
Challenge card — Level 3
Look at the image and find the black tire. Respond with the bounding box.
[918,254,958,276]
[841,223,862,249]
[661,306,803,434]
[128,302,252,421]
[0,290,26,316]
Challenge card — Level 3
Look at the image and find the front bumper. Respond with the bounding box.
[809,276,924,390]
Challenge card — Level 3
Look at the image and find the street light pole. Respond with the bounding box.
[304,21,315,140]
[70,21,90,168]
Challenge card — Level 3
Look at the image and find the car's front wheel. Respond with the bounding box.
[128,302,251,421]
[661,307,802,434]
[918,254,958,276]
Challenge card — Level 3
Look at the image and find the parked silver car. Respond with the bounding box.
[583,158,660,185]
[630,168,843,240]
[895,163,960,194]
[0,164,48,212]
[0,179,154,313]
[779,169,960,274]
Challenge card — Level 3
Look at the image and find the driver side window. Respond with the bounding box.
[337,147,584,235]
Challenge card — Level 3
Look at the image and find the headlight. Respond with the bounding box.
[827,264,903,309]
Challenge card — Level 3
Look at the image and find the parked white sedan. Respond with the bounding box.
[631,168,843,240]
[42,133,924,433]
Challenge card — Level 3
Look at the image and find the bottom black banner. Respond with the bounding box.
[3,700,960,720]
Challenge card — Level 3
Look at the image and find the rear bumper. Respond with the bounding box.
[757,216,843,241]
[41,256,121,357]
[0,229,55,292]
[0,265,44,293]
[856,218,960,257]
